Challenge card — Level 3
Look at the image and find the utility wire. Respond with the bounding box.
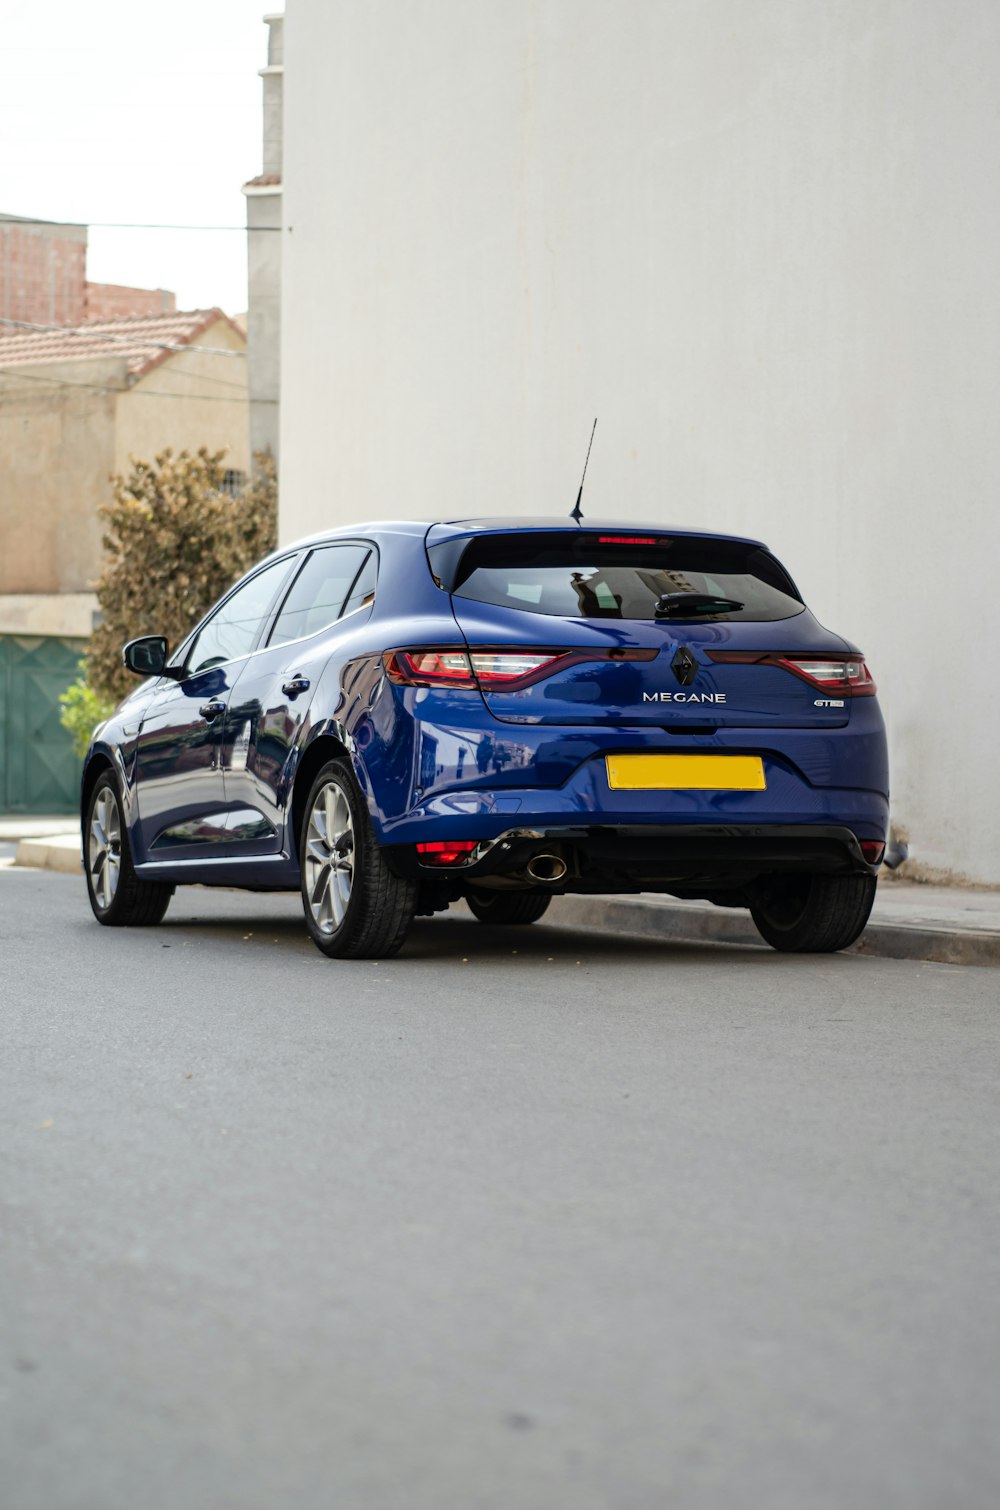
[0,366,275,405]
[1,217,280,231]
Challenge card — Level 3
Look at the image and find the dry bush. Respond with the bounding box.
[85,448,277,704]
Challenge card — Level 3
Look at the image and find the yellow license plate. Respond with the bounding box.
[605,754,766,791]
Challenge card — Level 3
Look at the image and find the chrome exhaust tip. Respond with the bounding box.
[526,853,568,884]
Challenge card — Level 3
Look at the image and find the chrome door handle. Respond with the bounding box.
[282,676,310,698]
[199,700,226,720]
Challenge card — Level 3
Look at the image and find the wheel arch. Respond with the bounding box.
[80,749,114,826]
[289,731,353,866]
[81,743,140,844]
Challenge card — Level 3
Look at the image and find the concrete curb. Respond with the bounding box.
[547,896,1000,969]
[14,835,82,875]
[12,833,999,968]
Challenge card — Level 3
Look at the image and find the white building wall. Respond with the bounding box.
[281,0,1000,884]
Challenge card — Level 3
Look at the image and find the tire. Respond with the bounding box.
[749,872,877,954]
[85,772,173,927]
[300,758,417,959]
[465,888,552,926]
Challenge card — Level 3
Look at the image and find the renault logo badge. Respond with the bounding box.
[670,646,698,687]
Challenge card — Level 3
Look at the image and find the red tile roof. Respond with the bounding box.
[243,173,282,189]
[0,308,244,379]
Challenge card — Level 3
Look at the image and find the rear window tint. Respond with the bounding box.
[267,544,371,646]
[429,532,804,623]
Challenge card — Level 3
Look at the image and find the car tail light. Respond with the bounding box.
[416,840,479,866]
[707,651,877,696]
[385,646,656,692]
[859,840,885,865]
[384,650,477,687]
[468,652,566,685]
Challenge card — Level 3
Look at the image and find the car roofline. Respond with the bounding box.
[270,516,772,557]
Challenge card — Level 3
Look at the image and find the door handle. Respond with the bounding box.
[282,676,310,699]
[199,700,226,720]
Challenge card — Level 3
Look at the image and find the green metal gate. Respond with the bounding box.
[0,635,86,814]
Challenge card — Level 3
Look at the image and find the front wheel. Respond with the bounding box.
[85,773,173,926]
[300,759,417,958]
[748,873,877,954]
[465,888,552,926]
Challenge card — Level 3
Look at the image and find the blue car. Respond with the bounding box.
[82,518,888,958]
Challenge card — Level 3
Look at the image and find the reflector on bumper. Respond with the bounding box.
[605,754,767,791]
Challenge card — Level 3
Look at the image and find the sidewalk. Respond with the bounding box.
[7,817,999,968]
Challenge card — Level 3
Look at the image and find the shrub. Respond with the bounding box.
[59,667,117,758]
[85,448,277,705]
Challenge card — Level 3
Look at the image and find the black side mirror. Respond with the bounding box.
[122,636,181,680]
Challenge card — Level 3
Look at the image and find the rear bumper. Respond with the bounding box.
[388,821,882,892]
[370,749,889,848]
[360,699,889,846]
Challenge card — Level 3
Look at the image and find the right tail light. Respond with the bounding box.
[707,651,877,696]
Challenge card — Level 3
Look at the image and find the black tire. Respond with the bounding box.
[749,873,877,953]
[300,758,417,959]
[465,888,552,926]
[84,772,173,927]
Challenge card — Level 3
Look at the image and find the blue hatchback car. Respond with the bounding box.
[82,518,888,958]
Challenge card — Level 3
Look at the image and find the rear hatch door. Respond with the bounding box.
[428,526,852,729]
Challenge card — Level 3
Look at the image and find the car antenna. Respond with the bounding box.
[570,418,597,522]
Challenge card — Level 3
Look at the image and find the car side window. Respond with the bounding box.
[267,545,373,647]
[340,550,377,617]
[185,558,295,675]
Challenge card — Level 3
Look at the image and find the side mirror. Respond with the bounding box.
[122,636,181,679]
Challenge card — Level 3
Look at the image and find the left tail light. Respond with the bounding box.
[385,648,569,691]
[384,650,477,688]
[384,646,656,691]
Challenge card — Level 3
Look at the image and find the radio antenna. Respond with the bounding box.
[570,418,597,521]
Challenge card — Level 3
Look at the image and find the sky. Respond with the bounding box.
[1,0,272,315]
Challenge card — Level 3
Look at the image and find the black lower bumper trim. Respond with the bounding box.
[387,823,880,892]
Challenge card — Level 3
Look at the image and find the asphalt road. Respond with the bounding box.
[2,865,999,1510]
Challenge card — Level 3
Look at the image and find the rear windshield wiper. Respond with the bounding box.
[654,592,745,618]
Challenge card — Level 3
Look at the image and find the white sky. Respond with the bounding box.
[0,0,272,315]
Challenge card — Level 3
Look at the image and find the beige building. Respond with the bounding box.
[0,309,249,637]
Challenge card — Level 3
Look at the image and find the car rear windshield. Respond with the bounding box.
[428,531,804,622]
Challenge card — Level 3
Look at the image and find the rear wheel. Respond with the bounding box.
[85,773,172,926]
[300,759,417,958]
[748,872,876,953]
[465,888,552,926]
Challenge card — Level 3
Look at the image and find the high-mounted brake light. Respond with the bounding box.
[707,651,877,696]
[597,535,660,545]
[415,840,479,867]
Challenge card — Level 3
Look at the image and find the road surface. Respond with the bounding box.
[2,865,998,1509]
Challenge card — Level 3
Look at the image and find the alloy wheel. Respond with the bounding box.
[304,779,355,935]
[88,786,122,911]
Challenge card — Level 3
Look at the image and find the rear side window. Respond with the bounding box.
[430,531,804,623]
[268,544,373,646]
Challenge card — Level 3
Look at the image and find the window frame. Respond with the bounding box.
[167,553,303,681]
[262,539,379,651]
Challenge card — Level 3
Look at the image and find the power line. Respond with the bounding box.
[0,365,275,405]
[130,362,251,394]
[1,217,280,231]
[0,315,248,359]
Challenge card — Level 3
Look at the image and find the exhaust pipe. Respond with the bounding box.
[526,853,568,884]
